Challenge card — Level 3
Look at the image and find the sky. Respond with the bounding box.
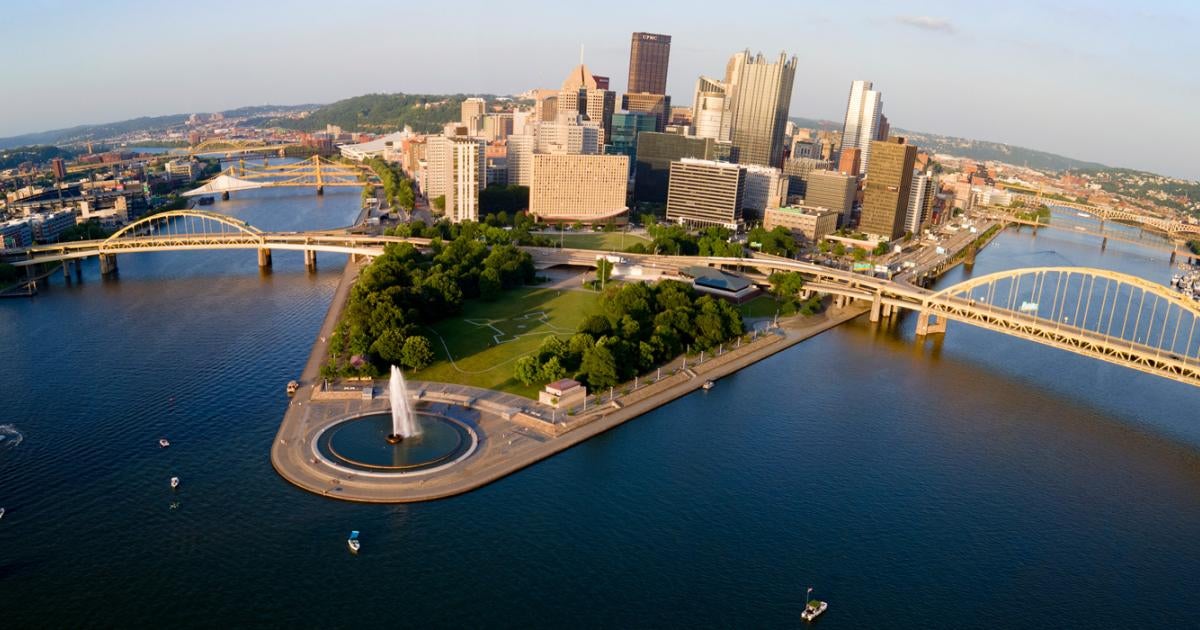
[2,0,1197,180]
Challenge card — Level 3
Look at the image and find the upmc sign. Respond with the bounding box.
[638,33,669,42]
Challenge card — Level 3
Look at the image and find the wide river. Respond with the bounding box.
[1,191,1198,628]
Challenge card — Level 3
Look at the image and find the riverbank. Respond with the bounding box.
[271,284,869,502]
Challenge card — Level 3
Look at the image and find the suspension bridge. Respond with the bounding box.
[977,206,1199,262]
[5,210,1199,389]
[1010,192,1200,237]
[183,156,372,197]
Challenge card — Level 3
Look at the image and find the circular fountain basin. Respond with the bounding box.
[315,412,477,475]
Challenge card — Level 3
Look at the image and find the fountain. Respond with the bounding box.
[386,365,420,443]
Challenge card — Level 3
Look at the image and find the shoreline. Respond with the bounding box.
[270,272,869,502]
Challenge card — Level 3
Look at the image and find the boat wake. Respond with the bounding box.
[0,424,24,451]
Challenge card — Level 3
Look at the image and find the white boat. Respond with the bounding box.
[347,530,361,554]
[1019,301,1039,313]
[159,438,170,448]
[702,380,715,390]
[170,476,180,489]
[1077,212,1090,218]
[801,587,827,621]
[0,507,5,520]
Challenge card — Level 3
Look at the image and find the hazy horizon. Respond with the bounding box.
[2,0,1196,180]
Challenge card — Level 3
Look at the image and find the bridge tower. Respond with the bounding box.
[314,155,325,196]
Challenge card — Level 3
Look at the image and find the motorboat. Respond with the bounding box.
[170,476,180,489]
[159,438,171,448]
[702,380,715,391]
[347,530,361,554]
[801,588,827,621]
[286,380,299,396]
[0,507,5,520]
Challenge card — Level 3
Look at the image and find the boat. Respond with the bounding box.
[1019,301,1039,313]
[170,476,180,489]
[702,380,715,391]
[286,380,299,396]
[1077,211,1090,218]
[801,587,827,622]
[159,438,170,448]
[347,530,361,554]
[0,507,5,520]
[197,196,215,206]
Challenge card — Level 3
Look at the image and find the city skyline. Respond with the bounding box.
[1,1,1197,180]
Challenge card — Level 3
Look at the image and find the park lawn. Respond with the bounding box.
[558,231,651,251]
[412,286,600,398]
[739,295,782,319]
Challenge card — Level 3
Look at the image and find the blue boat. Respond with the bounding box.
[347,530,360,554]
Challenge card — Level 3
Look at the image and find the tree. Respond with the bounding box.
[539,356,567,383]
[768,271,805,301]
[370,329,407,365]
[833,242,846,256]
[479,267,502,301]
[400,336,435,371]
[596,258,613,288]
[579,345,618,389]
[514,355,542,386]
[432,195,446,212]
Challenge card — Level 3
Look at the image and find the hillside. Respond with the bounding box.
[0,105,313,150]
[269,93,485,133]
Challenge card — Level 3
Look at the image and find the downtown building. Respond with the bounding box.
[859,137,918,241]
[606,111,658,175]
[740,164,786,221]
[782,157,833,200]
[666,158,745,230]
[558,64,615,144]
[691,76,728,140]
[802,169,858,228]
[904,170,937,235]
[634,132,725,203]
[461,97,486,135]
[529,154,628,224]
[724,51,797,167]
[623,32,673,133]
[839,80,884,174]
[426,135,486,223]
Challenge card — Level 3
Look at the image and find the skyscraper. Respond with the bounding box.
[607,110,658,173]
[666,158,745,229]
[427,135,485,223]
[840,80,884,173]
[620,92,671,132]
[627,32,671,95]
[724,51,797,167]
[461,97,486,135]
[558,64,615,144]
[691,76,727,140]
[904,170,936,235]
[859,137,917,241]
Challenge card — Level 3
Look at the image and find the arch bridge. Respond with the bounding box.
[184,156,372,197]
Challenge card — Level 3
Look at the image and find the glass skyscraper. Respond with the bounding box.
[725,51,797,168]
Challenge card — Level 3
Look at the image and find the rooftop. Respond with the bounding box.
[679,266,754,293]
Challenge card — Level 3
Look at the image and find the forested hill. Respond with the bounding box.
[270,93,489,133]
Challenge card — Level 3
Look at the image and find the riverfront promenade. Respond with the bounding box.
[272,291,869,502]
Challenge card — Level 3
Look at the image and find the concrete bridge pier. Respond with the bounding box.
[257,248,273,268]
[221,191,230,201]
[1171,250,1177,264]
[915,309,947,336]
[870,293,882,322]
[316,185,325,196]
[1101,237,1108,250]
[304,249,317,271]
[99,254,118,276]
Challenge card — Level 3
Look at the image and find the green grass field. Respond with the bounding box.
[556,231,651,251]
[738,295,782,319]
[412,287,600,398]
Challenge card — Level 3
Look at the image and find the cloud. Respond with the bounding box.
[894,15,956,34]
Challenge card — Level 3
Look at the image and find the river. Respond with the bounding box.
[1,198,1197,628]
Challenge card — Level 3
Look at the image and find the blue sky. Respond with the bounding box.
[2,0,1196,179]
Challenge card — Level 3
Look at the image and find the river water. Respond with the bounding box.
[1,198,1198,628]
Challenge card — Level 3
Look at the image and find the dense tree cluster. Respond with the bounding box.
[57,219,114,242]
[364,157,414,211]
[623,220,744,258]
[747,225,799,257]
[768,271,821,316]
[388,213,555,249]
[514,280,744,390]
[272,93,475,133]
[325,233,536,377]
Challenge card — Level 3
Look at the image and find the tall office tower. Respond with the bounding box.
[837,147,861,176]
[876,114,890,141]
[482,113,513,142]
[534,89,559,122]
[692,76,727,139]
[621,92,672,132]
[840,80,884,173]
[782,157,832,199]
[634,132,718,203]
[530,154,629,223]
[537,115,601,155]
[558,64,616,144]
[512,109,534,136]
[904,170,936,235]
[724,51,797,167]
[860,137,917,241]
[506,135,535,186]
[666,158,745,229]
[803,170,857,228]
[461,97,486,134]
[607,111,657,174]
[718,51,749,141]
[627,32,671,94]
[739,164,786,221]
[428,135,486,223]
